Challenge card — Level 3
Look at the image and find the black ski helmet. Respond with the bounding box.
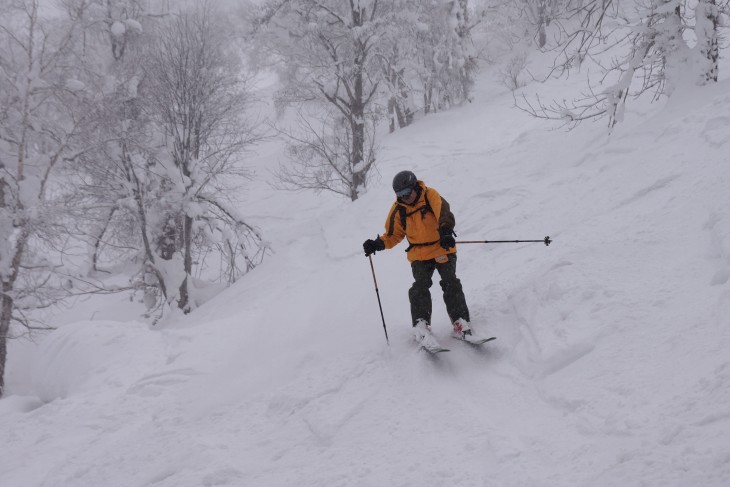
[392,170,418,197]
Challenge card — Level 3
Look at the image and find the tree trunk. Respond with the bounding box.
[706,27,719,83]
[387,65,410,133]
[388,97,397,133]
[537,1,547,48]
[0,290,12,397]
[699,0,719,83]
[91,207,116,271]
[124,148,168,302]
[158,216,179,260]
[178,214,194,312]
[0,235,25,397]
[400,67,413,127]
[424,84,433,115]
[387,65,398,133]
[351,109,365,202]
[538,21,547,48]
[350,13,366,202]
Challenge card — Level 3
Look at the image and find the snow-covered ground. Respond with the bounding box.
[2,68,730,487]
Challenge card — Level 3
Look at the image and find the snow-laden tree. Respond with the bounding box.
[694,0,723,84]
[414,0,479,113]
[375,0,479,127]
[55,0,150,271]
[257,0,385,201]
[0,0,95,395]
[63,0,148,60]
[378,18,416,132]
[519,0,730,130]
[138,6,267,313]
[64,3,266,317]
[256,0,482,199]
[59,0,173,310]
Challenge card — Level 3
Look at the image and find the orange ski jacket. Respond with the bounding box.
[379,181,457,263]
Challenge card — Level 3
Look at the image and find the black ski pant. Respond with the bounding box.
[409,254,470,326]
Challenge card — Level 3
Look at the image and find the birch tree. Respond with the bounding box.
[0,0,92,395]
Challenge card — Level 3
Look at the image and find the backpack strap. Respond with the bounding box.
[386,204,407,237]
[403,191,439,252]
[404,238,440,253]
[423,189,433,215]
[403,190,434,222]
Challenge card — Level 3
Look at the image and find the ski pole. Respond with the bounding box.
[367,255,390,345]
[456,236,552,246]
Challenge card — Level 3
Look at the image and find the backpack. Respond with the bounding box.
[387,189,451,252]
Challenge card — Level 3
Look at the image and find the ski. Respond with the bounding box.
[453,334,496,346]
[418,332,450,353]
[421,342,450,354]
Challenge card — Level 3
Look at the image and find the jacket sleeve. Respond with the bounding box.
[427,187,456,232]
[379,203,406,249]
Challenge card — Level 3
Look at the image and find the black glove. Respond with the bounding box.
[363,237,385,256]
[439,227,456,250]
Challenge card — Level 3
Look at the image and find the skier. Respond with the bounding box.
[363,170,473,346]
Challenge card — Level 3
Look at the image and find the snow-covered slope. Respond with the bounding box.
[2,74,730,487]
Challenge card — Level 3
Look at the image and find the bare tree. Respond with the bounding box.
[518,0,729,130]
[258,0,383,201]
[516,0,576,48]
[274,107,378,198]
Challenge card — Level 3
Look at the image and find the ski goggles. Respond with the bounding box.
[395,187,414,198]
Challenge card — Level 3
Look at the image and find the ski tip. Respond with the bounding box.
[460,335,497,345]
[422,346,450,353]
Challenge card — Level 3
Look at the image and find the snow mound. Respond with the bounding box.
[0,395,43,414]
[31,320,164,402]
[110,21,126,37]
[125,18,143,34]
